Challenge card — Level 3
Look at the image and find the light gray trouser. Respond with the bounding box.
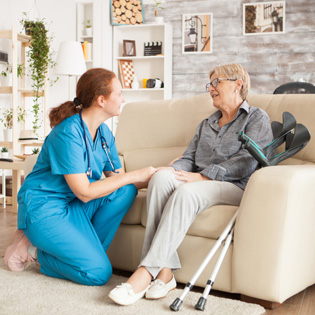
[140,169,244,278]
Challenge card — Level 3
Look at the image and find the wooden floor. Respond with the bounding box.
[1,205,314,315]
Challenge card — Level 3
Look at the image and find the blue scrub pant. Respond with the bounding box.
[23,184,137,286]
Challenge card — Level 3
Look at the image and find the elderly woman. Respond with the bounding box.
[109,63,273,306]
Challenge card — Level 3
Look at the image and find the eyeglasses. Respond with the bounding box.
[205,78,237,91]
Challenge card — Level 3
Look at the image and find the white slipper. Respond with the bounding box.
[108,283,149,306]
[145,275,177,300]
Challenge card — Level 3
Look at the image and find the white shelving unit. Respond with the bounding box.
[0,27,49,155]
[112,23,172,133]
[77,1,94,69]
[76,0,112,70]
[113,23,172,102]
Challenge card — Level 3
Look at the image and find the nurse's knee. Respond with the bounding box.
[82,257,113,286]
[122,183,138,198]
[119,184,138,206]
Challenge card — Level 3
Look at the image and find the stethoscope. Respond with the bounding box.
[79,109,119,178]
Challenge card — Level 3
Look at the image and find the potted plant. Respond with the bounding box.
[0,62,25,86]
[20,12,57,136]
[0,107,26,141]
[1,147,9,158]
[153,0,164,24]
[85,19,93,36]
[31,147,40,155]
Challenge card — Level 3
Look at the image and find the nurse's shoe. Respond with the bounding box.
[145,275,176,299]
[108,283,149,306]
[4,229,34,272]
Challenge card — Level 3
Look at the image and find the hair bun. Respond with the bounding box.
[73,97,81,107]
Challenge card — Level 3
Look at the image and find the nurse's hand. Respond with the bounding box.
[134,166,158,182]
[132,166,158,189]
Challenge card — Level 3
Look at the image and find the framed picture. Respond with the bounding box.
[123,40,136,57]
[118,59,135,89]
[182,13,213,54]
[110,0,144,25]
[243,1,285,35]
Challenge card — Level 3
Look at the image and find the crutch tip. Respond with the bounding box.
[169,298,183,312]
[195,297,207,311]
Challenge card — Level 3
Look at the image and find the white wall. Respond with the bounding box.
[0,0,78,110]
[143,0,315,98]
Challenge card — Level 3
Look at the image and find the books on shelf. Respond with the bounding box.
[81,41,93,61]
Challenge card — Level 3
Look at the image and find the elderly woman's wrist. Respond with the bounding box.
[201,174,210,181]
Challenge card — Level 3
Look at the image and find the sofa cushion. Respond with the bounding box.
[139,199,238,239]
[121,189,147,225]
[123,189,238,239]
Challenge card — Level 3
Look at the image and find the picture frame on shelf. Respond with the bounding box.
[243,1,285,36]
[182,13,213,54]
[110,0,145,25]
[123,40,136,57]
[118,59,135,89]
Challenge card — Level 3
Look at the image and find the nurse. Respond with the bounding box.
[4,68,157,286]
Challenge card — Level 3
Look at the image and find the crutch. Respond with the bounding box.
[238,112,310,167]
[169,209,239,312]
[194,228,234,311]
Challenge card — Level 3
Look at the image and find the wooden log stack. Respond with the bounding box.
[112,0,144,25]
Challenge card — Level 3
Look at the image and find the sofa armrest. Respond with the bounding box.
[233,165,315,303]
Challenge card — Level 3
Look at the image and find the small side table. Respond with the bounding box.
[0,159,24,213]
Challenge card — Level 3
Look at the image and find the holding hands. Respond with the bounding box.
[154,167,209,183]
[136,166,158,182]
[133,166,158,189]
[134,161,210,189]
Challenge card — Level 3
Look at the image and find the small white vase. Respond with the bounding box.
[0,74,12,86]
[85,28,93,36]
[3,129,12,142]
[154,16,164,24]
[1,152,9,158]
[132,76,140,89]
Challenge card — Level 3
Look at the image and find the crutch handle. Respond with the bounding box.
[244,141,269,167]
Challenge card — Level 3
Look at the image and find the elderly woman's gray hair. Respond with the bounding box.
[209,64,250,100]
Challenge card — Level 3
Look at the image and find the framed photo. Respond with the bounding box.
[182,13,213,54]
[110,0,144,25]
[118,59,135,89]
[123,40,136,57]
[243,1,285,35]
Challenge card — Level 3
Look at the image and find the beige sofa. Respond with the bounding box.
[107,93,315,308]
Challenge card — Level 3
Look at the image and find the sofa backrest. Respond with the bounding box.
[116,94,315,171]
[247,94,315,165]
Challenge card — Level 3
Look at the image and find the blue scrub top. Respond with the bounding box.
[17,113,122,229]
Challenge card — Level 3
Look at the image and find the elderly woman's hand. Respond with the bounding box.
[174,170,209,183]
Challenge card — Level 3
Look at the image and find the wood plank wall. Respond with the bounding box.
[143,0,315,99]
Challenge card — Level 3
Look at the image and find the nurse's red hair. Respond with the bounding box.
[49,68,116,128]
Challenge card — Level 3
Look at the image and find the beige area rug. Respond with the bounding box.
[0,259,265,315]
